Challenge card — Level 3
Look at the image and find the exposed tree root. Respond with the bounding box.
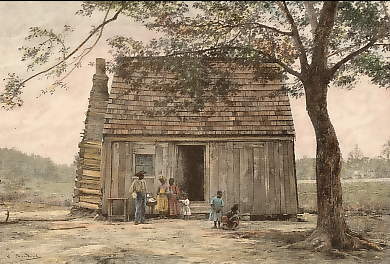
[345,230,383,251]
[287,228,384,253]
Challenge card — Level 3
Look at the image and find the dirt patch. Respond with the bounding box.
[230,229,310,245]
[1,203,389,264]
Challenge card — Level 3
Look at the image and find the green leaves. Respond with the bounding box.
[2,1,389,110]
[19,26,70,71]
[353,53,390,88]
[1,73,25,110]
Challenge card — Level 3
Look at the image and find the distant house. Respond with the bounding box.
[73,58,298,218]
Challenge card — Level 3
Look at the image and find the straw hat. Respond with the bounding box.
[135,171,145,177]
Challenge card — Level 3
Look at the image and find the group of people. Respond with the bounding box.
[129,171,239,230]
[129,171,191,225]
[155,175,191,220]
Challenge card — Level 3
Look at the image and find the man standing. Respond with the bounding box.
[129,171,147,225]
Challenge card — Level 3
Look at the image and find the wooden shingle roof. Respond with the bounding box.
[103,64,295,137]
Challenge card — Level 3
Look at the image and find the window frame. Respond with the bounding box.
[133,153,155,178]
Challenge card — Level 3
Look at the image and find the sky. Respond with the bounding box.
[0,1,389,165]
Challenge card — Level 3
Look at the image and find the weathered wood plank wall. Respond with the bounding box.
[207,140,297,215]
[101,139,297,216]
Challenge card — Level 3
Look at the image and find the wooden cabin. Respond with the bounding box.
[73,58,298,219]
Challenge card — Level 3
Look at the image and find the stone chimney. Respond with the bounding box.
[73,58,109,211]
[83,58,109,142]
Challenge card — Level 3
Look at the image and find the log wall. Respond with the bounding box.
[73,58,109,211]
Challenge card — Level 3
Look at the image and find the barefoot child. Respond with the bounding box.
[209,191,224,228]
[222,204,240,230]
[180,193,191,220]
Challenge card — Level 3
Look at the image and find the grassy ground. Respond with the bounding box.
[3,178,389,215]
[298,181,390,214]
[0,178,73,207]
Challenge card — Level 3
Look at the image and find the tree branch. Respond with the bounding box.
[18,5,123,87]
[216,21,292,36]
[277,1,309,72]
[329,38,378,76]
[162,46,302,78]
[248,22,293,36]
[52,4,112,86]
[303,2,319,36]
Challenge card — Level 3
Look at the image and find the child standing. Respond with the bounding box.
[209,191,224,228]
[180,193,191,220]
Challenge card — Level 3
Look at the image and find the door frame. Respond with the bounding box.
[175,142,208,201]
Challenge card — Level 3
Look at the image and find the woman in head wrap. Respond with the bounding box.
[156,176,169,218]
[168,178,180,217]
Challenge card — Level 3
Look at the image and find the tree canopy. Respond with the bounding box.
[1,1,389,110]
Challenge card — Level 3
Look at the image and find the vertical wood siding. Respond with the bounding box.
[102,139,297,217]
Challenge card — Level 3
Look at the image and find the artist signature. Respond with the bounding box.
[5,252,40,261]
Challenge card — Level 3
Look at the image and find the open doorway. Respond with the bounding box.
[177,145,205,201]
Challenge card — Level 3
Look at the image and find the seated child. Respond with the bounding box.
[179,193,191,220]
[222,204,240,230]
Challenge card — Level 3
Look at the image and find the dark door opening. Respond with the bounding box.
[178,145,205,201]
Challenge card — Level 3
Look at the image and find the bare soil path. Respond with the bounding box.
[0,205,389,264]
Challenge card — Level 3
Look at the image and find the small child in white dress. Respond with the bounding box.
[179,193,191,220]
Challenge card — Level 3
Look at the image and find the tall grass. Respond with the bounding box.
[298,181,390,214]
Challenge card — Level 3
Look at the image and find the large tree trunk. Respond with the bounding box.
[302,77,382,251]
[304,78,348,249]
